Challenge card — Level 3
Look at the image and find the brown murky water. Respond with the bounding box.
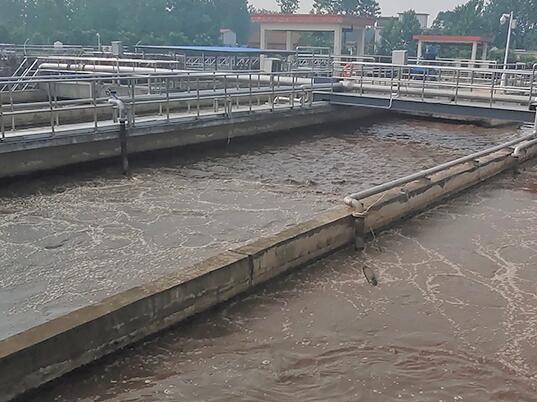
[32,159,537,402]
[1,117,519,340]
[4,115,536,401]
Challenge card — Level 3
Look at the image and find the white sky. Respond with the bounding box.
[250,0,468,23]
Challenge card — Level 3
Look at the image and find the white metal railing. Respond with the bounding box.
[345,112,537,209]
[0,71,320,141]
[331,60,537,109]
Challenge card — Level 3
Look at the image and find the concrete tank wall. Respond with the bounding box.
[0,105,377,179]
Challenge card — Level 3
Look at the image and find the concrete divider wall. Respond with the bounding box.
[1,135,536,400]
[0,105,376,179]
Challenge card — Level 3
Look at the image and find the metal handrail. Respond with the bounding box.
[0,70,319,140]
[344,113,537,209]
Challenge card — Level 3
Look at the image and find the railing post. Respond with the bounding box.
[165,78,170,122]
[270,75,275,112]
[249,73,253,114]
[310,74,314,107]
[490,71,496,107]
[196,77,200,120]
[9,83,15,131]
[0,91,4,141]
[454,69,461,104]
[421,68,427,101]
[47,82,55,136]
[398,66,402,97]
[291,74,295,109]
[360,64,364,95]
[130,78,136,127]
[92,80,98,132]
[528,64,537,108]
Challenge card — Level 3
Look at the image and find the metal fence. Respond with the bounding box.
[332,60,537,109]
[0,71,319,141]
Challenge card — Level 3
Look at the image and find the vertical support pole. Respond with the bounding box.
[310,74,314,107]
[257,74,261,106]
[490,71,496,107]
[0,91,4,141]
[286,31,293,51]
[421,68,427,101]
[119,120,129,175]
[260,27,268,50]
[249,73,253,113]
[353,214,365,251]
[270,74,275,112]
[360,64,364,95]
[53,83,59,126]
[528,64,536,107]
[165,78,170,121]
[471,41,478,67]
[482,43,489,61]
[333,27,343,57]
[47,82,55,136]
[470,70,475,93]
[9,84,15,131]
[454,69,461,103]
[291,74,295,109]
[130,79,136,127]
[92,81,98,132]
[196,77,200,119]
[417,40,423,61]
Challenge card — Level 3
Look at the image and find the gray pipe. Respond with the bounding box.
[344,130,537,209]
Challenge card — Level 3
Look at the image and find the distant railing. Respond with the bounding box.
[331,60,537,110]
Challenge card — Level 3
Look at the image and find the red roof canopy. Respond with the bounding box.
[413,35,491,44]
[251,13,374,27]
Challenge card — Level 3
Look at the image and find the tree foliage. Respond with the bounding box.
[0,0,251,46]
[432,0,537,50]
[277,0,299,14]
[313,0,380,17]
[379,10,422,56]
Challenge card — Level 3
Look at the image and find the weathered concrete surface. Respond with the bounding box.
[0,104,375,178]
[0,128,535,400]
[0,251,251,402]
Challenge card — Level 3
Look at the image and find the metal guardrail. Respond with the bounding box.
[0,71,318,141]
[344,112,537,209]
[331,61,537,109]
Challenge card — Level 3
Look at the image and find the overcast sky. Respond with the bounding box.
[250,0,468,24]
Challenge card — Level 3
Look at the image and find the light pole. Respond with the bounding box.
[500,12,516,86]
[500,12,516,68]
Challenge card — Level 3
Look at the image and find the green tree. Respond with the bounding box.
[379,10,422,56]
[277,0,299,14]
[0,0,251,45]
[483,0,537,49]
[313,0,380,17]
[431,0,487,36]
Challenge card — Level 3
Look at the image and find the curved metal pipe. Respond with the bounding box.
[344,132,537,209]
[108,97,126,122]
[513,138,537,158]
